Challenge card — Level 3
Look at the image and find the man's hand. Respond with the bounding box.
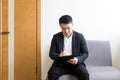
[59,51,66,57]
[67,57,78,65]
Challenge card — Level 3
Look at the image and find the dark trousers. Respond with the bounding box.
[48,62,89,80]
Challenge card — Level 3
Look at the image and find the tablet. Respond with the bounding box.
[60,55,74,61]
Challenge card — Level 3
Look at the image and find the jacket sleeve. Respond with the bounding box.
[77,34,89,64]
[49,35,61,61]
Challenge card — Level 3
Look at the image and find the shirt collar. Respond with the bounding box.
[63,31,73,38]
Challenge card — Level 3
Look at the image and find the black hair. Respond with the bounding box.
[59,15,73,25]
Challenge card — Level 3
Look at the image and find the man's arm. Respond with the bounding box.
[77,34,88,64]
[67,34,88,65]
[49,35,60,61]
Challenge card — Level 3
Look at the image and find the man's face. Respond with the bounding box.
[60,23,73,37]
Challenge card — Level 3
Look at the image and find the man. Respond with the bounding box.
[48,15,89,80]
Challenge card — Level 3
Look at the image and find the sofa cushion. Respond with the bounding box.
[85,40,112,66]
[59,75,78,80]
[87,66,120,80]
[58,66,120,80]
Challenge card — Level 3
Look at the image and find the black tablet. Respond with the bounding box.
[60,55,74,61]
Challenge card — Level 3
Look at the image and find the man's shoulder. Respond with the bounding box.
[53,32,63,37]
[73,31,83,36]
[73,31,86,41]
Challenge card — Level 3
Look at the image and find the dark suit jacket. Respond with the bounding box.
[49,31,89,65]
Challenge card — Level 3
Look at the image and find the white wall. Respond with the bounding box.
[41,0,120,79]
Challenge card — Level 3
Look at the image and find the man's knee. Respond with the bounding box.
[48,68,63,80]
[48,70,59,80]
[77,72,89,80]
[48,69,58,77]
[74,65,89,80]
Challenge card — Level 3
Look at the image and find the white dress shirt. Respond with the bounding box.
[63,33,73,56]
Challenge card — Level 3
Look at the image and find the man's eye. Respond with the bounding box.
[62,28,66,30]
[67,27,70,29]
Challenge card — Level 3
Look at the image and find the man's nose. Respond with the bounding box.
[65,29,69,33]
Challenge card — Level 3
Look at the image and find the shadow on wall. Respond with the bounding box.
[42,46,53,79]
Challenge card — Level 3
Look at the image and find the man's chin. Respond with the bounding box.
[64,33,71,37]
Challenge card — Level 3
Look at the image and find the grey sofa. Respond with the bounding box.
[47,40,120,80]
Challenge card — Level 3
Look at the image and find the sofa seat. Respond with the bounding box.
[58,66,120,80]
[59,75,78,80]
[87,66,120,80]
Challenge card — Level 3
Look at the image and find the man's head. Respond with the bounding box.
[59,15,74,37]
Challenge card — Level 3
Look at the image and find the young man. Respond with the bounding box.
[48,15,89,80]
